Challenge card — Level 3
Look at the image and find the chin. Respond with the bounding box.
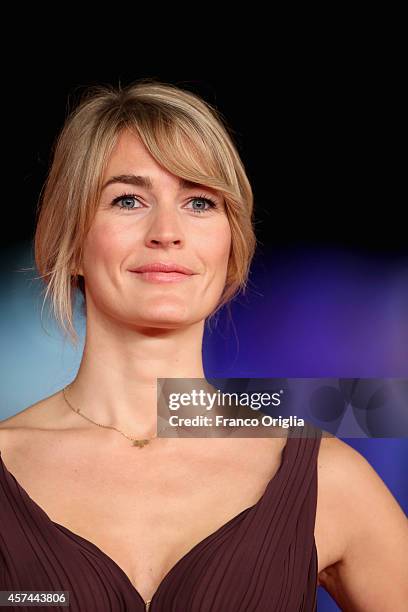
[134,309,193,327]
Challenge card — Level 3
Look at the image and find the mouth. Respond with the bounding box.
[128,262,196,283]
[129,270,195,283]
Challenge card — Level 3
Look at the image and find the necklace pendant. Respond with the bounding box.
[132,439,149,448]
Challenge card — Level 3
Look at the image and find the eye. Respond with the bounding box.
[186,195,218,215]
[110,193,142,211]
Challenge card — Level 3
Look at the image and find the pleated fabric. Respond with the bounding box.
[0,422,322,611]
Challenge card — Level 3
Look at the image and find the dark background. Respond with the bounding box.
[2,61,405,257]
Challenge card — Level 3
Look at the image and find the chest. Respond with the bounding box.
[8,439,285,603]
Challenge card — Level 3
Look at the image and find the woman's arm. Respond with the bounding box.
[318,436,408,611]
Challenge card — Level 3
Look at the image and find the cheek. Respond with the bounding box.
[83,221,130,269]
[199,222,231,270]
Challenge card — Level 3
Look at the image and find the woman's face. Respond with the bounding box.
[79,129,232,329]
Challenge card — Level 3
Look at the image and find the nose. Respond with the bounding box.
[144,205,184,249]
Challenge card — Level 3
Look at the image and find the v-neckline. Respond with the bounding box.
[0,428,294,609]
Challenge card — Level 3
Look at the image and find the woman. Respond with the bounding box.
[0,79,407,611]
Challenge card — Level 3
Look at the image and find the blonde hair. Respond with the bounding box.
[33,78,257,346]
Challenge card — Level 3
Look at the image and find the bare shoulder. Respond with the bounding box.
[317,433,408,609]
[317,432,372,482]
[0,391,66,450]
[317,433,406,545]
[317,433,406,510]
[315,434,366,571]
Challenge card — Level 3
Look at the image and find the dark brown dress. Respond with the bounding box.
[0,423,323,611]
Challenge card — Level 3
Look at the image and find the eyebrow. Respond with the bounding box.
[101,174,209,192]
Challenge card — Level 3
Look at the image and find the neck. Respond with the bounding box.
[65,314,208,439]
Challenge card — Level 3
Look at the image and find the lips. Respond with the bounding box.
[130,262,194,275]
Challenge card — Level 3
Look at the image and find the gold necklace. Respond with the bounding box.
[62,384,167,448]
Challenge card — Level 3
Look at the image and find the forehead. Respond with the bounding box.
[105,130,157,172]
[102,129,218,194]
